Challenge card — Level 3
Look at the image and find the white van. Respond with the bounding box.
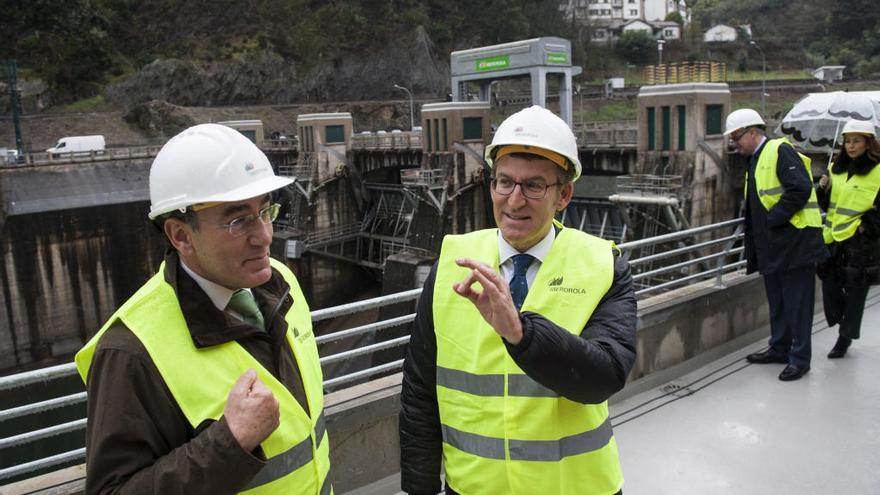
[46,135,106,156]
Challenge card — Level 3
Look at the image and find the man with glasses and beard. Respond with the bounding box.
[399,106,637,495]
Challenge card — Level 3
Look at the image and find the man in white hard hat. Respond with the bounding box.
[725,108,827,381]
[75,124,331,494]
[399,106,636,495]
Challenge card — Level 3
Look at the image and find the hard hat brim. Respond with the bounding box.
[148,175,293,220]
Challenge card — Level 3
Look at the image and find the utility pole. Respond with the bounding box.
[393,84,415,131]
[4,59,25,161]
[749,41,767,116]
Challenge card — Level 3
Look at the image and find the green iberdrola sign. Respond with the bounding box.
[546,53,568,65]
[475,55,509,72]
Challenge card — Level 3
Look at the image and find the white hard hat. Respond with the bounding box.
[148,123,293,219]
[724,108,766,135]
[841,120,876,137]
[485,105,582,181]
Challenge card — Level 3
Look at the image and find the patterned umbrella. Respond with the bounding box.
[776,91,880,153]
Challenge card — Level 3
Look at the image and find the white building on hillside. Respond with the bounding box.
[560,0,686,43]
[588,18,682,43]
[559,0,688,24]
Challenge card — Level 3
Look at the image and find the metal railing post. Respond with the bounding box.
[716,222,745,286]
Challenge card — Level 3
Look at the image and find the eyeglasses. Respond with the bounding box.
[219,203,280,237]
[729,129,749,143]
[491,176,562,200]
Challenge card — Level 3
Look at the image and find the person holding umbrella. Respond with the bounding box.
[726,108,828,381]
[817,120,880,358]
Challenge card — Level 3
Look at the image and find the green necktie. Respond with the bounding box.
[227,290,265,330]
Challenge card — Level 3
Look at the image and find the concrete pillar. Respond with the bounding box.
[559,70,574,127]
[530,68,547,109]
[478,82,491,102]
[452,77,463,101]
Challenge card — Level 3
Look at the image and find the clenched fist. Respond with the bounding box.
[224,369,280,452]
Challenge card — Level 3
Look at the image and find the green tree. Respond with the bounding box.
[665,11,684,25]
[616,31,656,65]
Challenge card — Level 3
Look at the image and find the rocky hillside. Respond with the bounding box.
[2,0,566,108]
[105,26,448,108]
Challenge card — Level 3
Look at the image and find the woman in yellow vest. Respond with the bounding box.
[817,120,880,358]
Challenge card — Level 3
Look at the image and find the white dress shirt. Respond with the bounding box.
[180,261,253,319]
[497,226,556,288]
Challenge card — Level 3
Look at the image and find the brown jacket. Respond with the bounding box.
[84,252,311,494]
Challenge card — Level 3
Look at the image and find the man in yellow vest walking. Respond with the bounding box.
[399,106,637,495]
[725,108,828,381]
[75,124,331,494]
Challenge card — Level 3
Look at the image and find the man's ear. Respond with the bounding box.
[556,181,574,211]
[164,218,195,255]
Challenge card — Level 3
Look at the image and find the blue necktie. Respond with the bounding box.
[509,254,534,310]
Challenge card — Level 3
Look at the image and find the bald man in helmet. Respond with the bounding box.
[76,124,331,494]
[399,106,637,495]
[726,108,827,382]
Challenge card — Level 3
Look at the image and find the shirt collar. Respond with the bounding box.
[498,225,556,266]
[753,136,768,156]
[179,260,249,311]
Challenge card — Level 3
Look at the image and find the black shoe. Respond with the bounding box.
[778,364,810,381]
[827,336,852,359]
[746,350,788,364]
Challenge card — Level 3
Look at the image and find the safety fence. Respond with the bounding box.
[4,140,295,169]
[0,217,745,484]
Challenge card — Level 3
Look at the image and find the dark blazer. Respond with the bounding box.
[743,139,828,274]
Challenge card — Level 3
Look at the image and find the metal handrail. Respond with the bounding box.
[0,419,87,450]
[0,392,87,422]
[0,217,749,482]
[315,314,415,345]
[0,448,86,482]
[632,247,744,282]
[618,218,742,251]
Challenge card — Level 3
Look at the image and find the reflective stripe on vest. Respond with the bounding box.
[75,259,331,495]
[442,417,614,462]
[823,161,880,243]
[433,225,623,495]
[746,137,823,229]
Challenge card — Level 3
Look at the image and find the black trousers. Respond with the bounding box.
[763,266,816,367]
[822,278,870,340]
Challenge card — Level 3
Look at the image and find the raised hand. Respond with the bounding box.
[224,369,280,452]
[453,258,523,344]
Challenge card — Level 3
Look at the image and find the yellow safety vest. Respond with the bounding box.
[433,225,623,495]
[76,259,331,495]
[823,161,880,243]
[745,137,822,229]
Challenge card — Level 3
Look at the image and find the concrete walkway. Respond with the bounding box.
[614,288,880,495]
[352,289,880,494]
